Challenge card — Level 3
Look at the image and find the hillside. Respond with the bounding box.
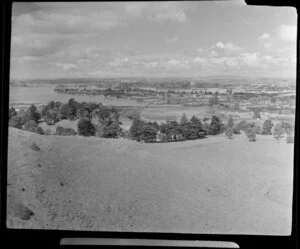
[7,127,293,234]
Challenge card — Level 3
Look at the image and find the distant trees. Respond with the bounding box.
[208,115,225,135]
[180,113,188,124]
[101,115,122,138]
[130,118,158,142]
[253,110,261,119]
[25,104,41,123]
[77,119,95,137]
[262,119,274,135]
[209,95,219,106]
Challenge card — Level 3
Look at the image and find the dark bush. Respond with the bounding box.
[13,203,35,220]
[36,127,45,135]
[30,142,40,151]
[23,120,38,131]
[55,126,76,136]
[77,119,96,136]
[262,119,274,135]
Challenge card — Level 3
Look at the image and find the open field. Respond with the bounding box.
[7,127,293,234]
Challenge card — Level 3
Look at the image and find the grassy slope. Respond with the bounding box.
[7,128,293,234]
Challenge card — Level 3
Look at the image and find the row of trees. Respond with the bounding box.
[129,114,225,143]
[224,116,294,143]
[9,100,294,144]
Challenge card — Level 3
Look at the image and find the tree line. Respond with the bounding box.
[8,99,294,144]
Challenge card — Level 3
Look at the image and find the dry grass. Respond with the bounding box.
[7,127,294,234]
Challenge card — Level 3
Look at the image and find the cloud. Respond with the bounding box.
[277,24,297,43]
[212,41,242,52]
[164,37,179,43]
[150,11,186,23]
[258,33,270,40]
[165,59,189,68]
[108,57,129,67]
[54,63,77,70]
[264,43,272,49]
[192,57,207,65]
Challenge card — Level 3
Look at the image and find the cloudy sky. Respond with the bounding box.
[10,1,297,79]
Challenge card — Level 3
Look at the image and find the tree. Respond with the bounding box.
[208,115,224,135]
[76,107,90,120]
[77,119,95,136]
[235,120,248,132]
[25,104,41,122]
[246,128,256,142]
[23,120,38,131]
[262,119,274,135]
[158,132,168,142]
[9,107,17,119]
[227,116,234,129]
[129,118,143,141]
[273,123,285,141]
[102,118,122,138]
[139,123,157,143]
[9,115,24,129]
[180,113,188,124]
[225,128,233,139]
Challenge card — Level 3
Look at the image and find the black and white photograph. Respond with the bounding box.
[7,0,296,235]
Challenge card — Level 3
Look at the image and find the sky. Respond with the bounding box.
[10,1,297,79]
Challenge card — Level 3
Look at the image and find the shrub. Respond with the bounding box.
[262,119,274,135]
[13,203,35,220]
[55,126,76,136]
[30,142,40,151]
[225,128,233,139]
[227,116,234,129]
[77,119,96,136]
[273,123,285,141]
[23,120,38,131]
[35,127,44,135]
[233,127,241,134]
[246,128,256,142]
[9,107,17,119]
[62,128,77,136]
[44,129,52,135]
[286,135,294,144]
[235,120,248,132]
[254,125,262,135]
[55,126,64,135]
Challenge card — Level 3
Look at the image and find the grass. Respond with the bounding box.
[7,127,294,234]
